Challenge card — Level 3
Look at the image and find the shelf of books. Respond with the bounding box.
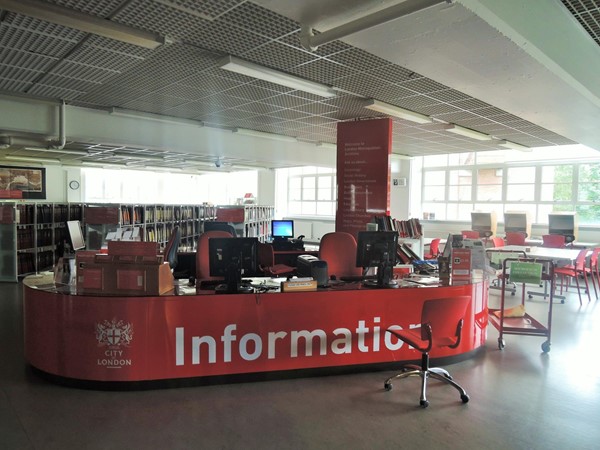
[0,202,85,281]
[84,203,217,254]
[373,215,424,258]
[216,205,274,241]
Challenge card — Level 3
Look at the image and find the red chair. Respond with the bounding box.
[462,230,480,239]
[196,230,233,282]
[554,248,591,305]
[585,247,600,300]
[384,296,471,408]
[542,234,566,248]
[163,225,181,270]
[258,242,295,277]
[491,237,504,248]
[505,231,526,246]
[319,232,362,279]
[424,238,441,260]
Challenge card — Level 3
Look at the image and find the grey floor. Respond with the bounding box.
[2,281,600,450]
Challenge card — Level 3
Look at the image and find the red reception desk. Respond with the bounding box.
[23,275,488,387]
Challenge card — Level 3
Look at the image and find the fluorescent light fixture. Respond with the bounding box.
[113,152,166,162]
[0,0,165,49]
[4,155,60,164]
[110,108,204,127]
[82,162,126,169]
[364,99,431,124]
[234,128,298,143]
[317,142,337,150]
[219,56,337,98]
[144,166,182,172]
[24,146,89,155]
[445,124,492,141]
[498,140,531,152]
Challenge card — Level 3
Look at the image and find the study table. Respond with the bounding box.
[23,273,488,389]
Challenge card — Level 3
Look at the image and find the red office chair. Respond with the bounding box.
[196,230,233,283]
[491,237,504,248]
[163,226,181,270]
[319,232,362,279]
[424,238,441,260]
[554,248,591,305]
[462,230,480,239]
[384,296,471,407]
[542,234,566,248]
[258,242,295,277]
[505,231,526,246]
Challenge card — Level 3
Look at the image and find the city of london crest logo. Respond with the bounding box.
[96,318,133,347]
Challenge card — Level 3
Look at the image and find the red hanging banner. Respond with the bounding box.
[336,119,392,237]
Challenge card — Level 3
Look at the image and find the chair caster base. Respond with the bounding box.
[384,382,392,391]
[461,394,470,403]
[420,399,429,408]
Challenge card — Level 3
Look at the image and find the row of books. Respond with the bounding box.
[373,215,423,238]
[17,228,35,249]
[18,253,35,275]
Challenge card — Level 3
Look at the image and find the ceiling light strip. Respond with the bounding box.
[498,140,531,152]
[219,56,337,98]
[234,128,298,143]
[0,0,165,49]
[364,99,431,124]
[445,124,492,141]
[4,155,61,164]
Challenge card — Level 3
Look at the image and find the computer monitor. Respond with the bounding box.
[209,237,259,293]
[356,231,398,288]
[272,220,294,239]
[66,220,85,251]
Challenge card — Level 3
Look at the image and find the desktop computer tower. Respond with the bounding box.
[296,255,328,287]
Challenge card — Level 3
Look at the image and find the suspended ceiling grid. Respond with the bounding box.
[0,0,596,168]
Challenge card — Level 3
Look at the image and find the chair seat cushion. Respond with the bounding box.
[387,328,456,352]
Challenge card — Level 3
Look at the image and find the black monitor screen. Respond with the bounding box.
[209,237,258,293]
[272,220,294,239]
[66,220,85,251]
[356,231,398,287]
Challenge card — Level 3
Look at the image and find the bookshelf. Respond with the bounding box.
[0,202,85,281]
[215,205,274,241]
[372,215,424,258]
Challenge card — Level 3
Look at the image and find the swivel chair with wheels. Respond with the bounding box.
[257,242,295,277]
[196,230,233,285]
[163,226,181,270]
[384,296,471,408]
[319,232,362,279]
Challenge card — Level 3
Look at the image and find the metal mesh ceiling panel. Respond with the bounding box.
[0,0,584,167]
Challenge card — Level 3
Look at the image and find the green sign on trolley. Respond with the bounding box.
[509,262,543,285]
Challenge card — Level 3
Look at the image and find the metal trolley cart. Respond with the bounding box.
[487,256,555,353]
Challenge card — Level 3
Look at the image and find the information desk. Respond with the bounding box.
[23,274,488,388]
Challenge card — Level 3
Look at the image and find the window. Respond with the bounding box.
[276,167,336,217]
[419,145,600,224]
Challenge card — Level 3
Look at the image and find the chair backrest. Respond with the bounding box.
[196,230,234,280]
[257,242,275,268]
[462,230,480,239]
[491,237,504,248]
[163,226,181,269]
[505,231,526,246]
[319,232,362,278]
[204,221,237,236]
[429,238,441,257]
[542,234,566,248]
[421,296,471,345]
[574,248,589,271]
[590,247,600,268]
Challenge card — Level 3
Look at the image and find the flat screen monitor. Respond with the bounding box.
[272,220,294,239]
[66,220,85,251]
[356,231,398,288]
[548,214,576,243]
[209,237,258,293]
